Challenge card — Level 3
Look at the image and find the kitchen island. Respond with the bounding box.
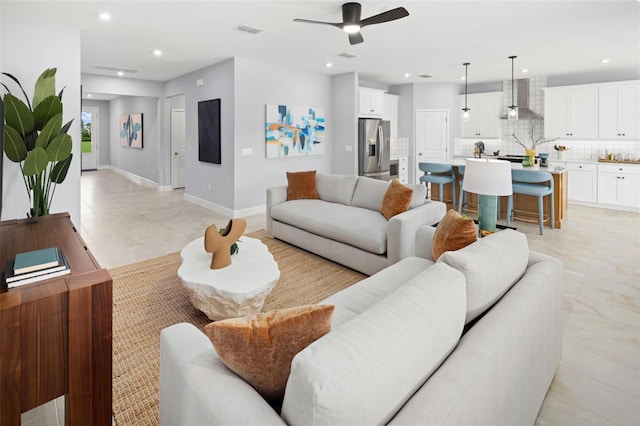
[429,159,568,229]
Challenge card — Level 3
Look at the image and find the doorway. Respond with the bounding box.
[171,108,186,189]
[414,109,449,183]
[81,106,99,170]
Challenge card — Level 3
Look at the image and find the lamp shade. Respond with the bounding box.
[462,159,513,196]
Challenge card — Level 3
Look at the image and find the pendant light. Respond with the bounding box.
[462,62,471,122]
[508,55,518,121]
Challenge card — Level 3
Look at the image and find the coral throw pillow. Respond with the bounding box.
[286,170,318,200]
[380,179,414,220]
[432,209,478,261]
[204,305,334,403]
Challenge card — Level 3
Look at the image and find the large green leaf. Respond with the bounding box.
[35,113,62,149]
[33,95,62,130]
[2,72,32,110]
[23,146,49,176]
[50,153,73,184]
[61,118,74,134]
[3,125,28,162]
[3,93,34,135]
[46,133,72,161]
[33,68,56,109]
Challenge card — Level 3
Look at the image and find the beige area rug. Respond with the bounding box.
[110,230,366,425]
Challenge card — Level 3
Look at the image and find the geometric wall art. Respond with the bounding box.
[120,113,143,148]
[265,105,325,158]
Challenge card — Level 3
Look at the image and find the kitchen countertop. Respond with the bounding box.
[452,157,567,174]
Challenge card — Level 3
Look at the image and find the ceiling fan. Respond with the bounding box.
[294,2,409,45]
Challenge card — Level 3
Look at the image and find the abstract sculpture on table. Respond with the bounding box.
[204,219,247,269]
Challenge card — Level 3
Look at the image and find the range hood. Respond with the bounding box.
[501,78,543,120]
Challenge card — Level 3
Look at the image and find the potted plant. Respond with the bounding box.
[506,120,558,167]
[2,68,73,220]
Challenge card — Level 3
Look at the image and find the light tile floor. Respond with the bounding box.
[24,169,640,425]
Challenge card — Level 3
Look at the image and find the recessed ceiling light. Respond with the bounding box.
[117,71,124,76]
[87,93,92,98]
[460,76,466,80]
[153,49,163,57]
[600,58,610,64]
[521,69,529,73]
[98,12,111,21]
[325,62,333,68]
[404,73,410,78]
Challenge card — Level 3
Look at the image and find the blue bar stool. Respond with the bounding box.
[419,163,456,211]
[506,169,554,235]
[457,165,466,214]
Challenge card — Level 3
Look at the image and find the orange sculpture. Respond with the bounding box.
[204,219,247,269]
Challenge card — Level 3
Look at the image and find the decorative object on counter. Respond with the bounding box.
[474,141,485,158]
[554,144,568,160]
[462,62,471,122]
[507,56,518,121]
[204,219,247,269]
[539,152,549,167]
[2,68,74,221]
[506,121,558,166]
[462,159,513,234]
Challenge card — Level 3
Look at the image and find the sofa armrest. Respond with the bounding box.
[266,186,288,235]
[160,323,286,426]
[387,200,446,265]
[414,224,437,261]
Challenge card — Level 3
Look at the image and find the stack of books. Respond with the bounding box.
[4,247,70,288]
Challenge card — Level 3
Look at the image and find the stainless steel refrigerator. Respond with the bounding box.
[358,118,391,181]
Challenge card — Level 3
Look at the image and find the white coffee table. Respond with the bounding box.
[177,236,280,320]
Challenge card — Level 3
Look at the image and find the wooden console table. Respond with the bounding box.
[0,213,112,425]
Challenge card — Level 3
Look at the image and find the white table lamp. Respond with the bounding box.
[462,159,513,233]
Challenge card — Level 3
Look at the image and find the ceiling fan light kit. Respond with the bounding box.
[294,2,409,45]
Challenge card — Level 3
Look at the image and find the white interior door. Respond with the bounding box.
[414,110,449,183]
[171,108,186,189]
[81,106,99,170]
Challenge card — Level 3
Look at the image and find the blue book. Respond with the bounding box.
[13,247,60,275]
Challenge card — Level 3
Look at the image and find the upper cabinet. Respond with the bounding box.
[383,93,399,136]
[460,92,503,138]
[543,86,598,139]
[359,87,385,118]
[598,83,640,139]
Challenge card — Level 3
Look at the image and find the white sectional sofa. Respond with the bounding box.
[160,227,564,425]
[266,173,447,275]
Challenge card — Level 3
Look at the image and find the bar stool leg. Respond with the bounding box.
[538,196,544,235]
[550,193,555,230]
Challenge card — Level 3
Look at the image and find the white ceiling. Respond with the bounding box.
[3,0,639,86]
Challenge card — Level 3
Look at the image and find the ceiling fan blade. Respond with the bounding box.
[293,18,343,29]
[348,32,364,45]
[359,7,409,28]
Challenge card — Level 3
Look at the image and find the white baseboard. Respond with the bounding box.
[183,193,265,218]
[107,167,173,192]
[157,185,173,192]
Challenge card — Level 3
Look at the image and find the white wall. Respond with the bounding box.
[233,57,333,211]
[82,99,111,167]
[1,15,81,226]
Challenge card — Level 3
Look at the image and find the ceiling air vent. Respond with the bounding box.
[93,65,138,74]
[337,52,358,59]
[418,74,432,79]
[235,24,264,34]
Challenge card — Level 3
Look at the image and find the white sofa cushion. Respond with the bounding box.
[316,172,359,205]
[408,183,427,208]
[437,229,529,324]
[270,199,388,254]
[281,262,466,426]
[350,176,390,211]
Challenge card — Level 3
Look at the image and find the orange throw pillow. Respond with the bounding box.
[432,209,478,261]
[204,305,334,403]
[380,179,414,220]
[286,170,318,200]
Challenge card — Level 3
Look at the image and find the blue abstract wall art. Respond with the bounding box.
[120,113,143,148]
[265,105,325,158]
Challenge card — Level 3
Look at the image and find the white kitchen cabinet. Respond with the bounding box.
[398,156,408,184]
[459,92,502,138]
[383,93,399,136]
[359,87,384,118]
[598,83,640,139]
[566,162,597,203]
[544,86,598,139]
[597,163,640,208]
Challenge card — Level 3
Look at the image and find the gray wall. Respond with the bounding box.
[109,96,160,182]
[331,72,358,176]
[82,99,111,167]
[1,15,82,225]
